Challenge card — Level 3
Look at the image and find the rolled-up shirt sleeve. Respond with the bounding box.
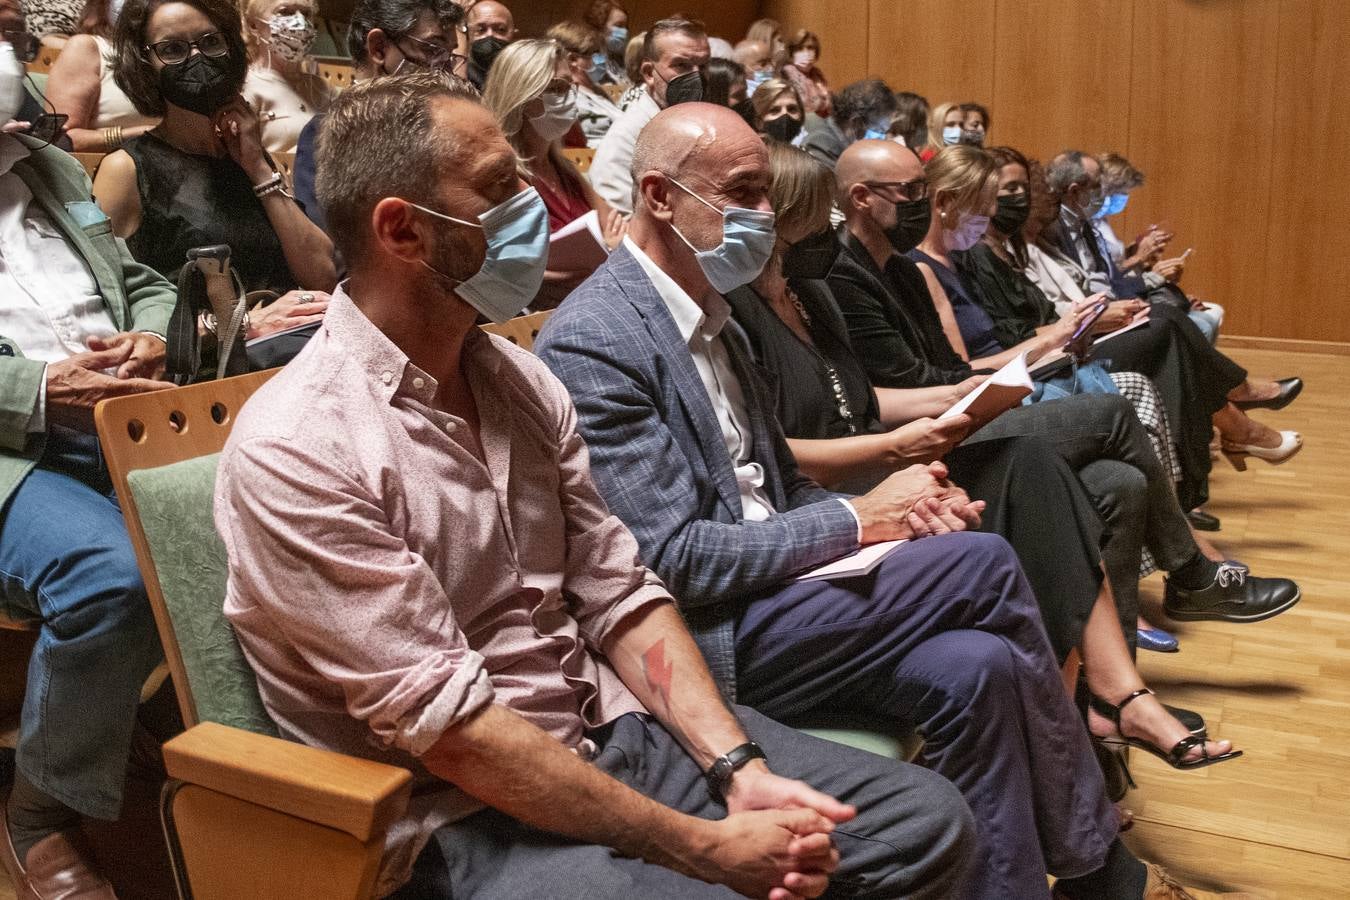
[548,376,673,647]
[219,435,495,757]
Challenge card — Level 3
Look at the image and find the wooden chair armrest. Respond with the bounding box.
[162,721,412,843]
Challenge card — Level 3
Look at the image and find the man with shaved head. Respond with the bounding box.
[538,104,1141,899]
[463,0,515,88]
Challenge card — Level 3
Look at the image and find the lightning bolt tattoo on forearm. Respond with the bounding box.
[642,638,675,714]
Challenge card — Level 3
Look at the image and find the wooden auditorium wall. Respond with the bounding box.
[760,0,1350,343]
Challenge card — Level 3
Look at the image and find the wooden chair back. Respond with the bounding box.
[601,82,626,105]
[560,146,595,174]
[95,370,278,728]
[73,152,105,178]
[480,310,553,352]
[28,41,60,74]
[314,56,356,89]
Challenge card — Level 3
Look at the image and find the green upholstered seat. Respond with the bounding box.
[126,453,279,737]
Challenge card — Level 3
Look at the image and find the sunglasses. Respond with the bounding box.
[143,31,230,65]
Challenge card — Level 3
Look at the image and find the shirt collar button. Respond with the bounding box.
[412,377,426,389]
[381,371,394,385]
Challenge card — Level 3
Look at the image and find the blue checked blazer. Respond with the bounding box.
[535,244,861,699]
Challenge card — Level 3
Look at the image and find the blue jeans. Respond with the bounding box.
[0,430,161,819]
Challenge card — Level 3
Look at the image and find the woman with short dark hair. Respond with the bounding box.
[93,0,335,313]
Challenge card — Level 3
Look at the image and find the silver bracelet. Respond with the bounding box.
[252,172,291,199]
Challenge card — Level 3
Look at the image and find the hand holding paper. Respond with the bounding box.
[939,352,1033,431]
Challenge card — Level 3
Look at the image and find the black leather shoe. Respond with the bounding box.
[1164,563,1301,623]
[1187,509,1221,531]
[1233,377,1302,411]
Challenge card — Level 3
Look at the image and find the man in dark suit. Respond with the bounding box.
[537,102,1159,900]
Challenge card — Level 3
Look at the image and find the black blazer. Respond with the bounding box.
[826,230,975,388]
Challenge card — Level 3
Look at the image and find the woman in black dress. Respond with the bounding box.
[727,142,1237,772]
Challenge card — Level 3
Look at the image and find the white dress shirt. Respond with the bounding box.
[625,237,776,521]
[589,90,660,215]
[0,137,119,431]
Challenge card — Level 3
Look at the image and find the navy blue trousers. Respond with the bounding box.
[735,531,1117,900]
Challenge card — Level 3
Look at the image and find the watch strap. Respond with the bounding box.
[706,741,766,802]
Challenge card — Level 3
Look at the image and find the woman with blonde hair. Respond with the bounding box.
[748,76,804,145]
[482,38,625,306]
[920,100,963,161]
[547,19,622,146]
[240,0,332,152]
[744,17,782,62]
[617,29,646,109]
[780,28,829,117]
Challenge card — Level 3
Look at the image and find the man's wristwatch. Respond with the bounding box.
[705,742,766,802]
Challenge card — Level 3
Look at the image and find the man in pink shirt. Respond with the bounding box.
[214,71,973,899]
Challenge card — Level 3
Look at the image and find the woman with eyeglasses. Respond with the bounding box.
[483,38,626,308]
[93,0,335,314]
[545,19,621,148]
[240,0,331,153]
[46,0,159,152]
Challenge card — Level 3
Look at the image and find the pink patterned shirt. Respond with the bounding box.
[214,288,666,893]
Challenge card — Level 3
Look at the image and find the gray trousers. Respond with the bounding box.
[391,708,975,899]
[970,393,1198,647]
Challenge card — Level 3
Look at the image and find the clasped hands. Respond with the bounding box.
[44,332,172,432]
[849,460,986,543]
[699,759,856,900]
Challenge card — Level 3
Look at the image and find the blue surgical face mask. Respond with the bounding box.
[1095,192,1129,219]
[863,127,887,141]
[941,124,962,145]
[666,177,777,293]
[409,187,550,322]
[747,68,771,95]
[607,26,628,55]
[588,51,608,83]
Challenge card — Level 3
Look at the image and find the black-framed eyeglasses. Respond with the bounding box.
[143,31,230,65]
[397,33,466,72]
[865,178,928,202]
[3,30,39,63]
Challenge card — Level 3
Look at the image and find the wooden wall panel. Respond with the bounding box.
[988,0,1132,161]
[513,1,758,49]
[1123,0,1278,340]
[1262,0,1350,342]
[864,0,996,115]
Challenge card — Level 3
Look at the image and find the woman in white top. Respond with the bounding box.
[546,20,621,148]
[47,0,158,152]
[241,0,331,153]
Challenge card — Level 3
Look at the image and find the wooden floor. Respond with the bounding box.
[1,347,1345,900]
[1121,347,1350,898]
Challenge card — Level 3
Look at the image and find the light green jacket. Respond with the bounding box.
[0,136,177,509]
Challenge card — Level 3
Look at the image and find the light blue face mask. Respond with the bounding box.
[607,26,628,54]
[942,124,962,145]
[588,51,608,83]
[1095,192,1129,219]
[409,187,550,323]
[667,177,777,293]
[862,116,892,141]
[747,68,771,95]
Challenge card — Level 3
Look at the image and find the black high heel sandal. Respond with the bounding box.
[1090,688,1242,771]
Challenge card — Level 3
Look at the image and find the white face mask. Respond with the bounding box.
[792,49,816,68]
[943,212,990,252]
[941,124,962,145]
[266,12,316,63]
[0,43,22,127]
[528,87,577,142]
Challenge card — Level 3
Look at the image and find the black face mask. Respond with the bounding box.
[158,51,239,117]
[732,97,755,125]
[662,69,703,106]
[470,36,507,72]
[763,114,802,144]
[782,227,841,280]
[991,194,1030,237]
[883,197,932,254]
